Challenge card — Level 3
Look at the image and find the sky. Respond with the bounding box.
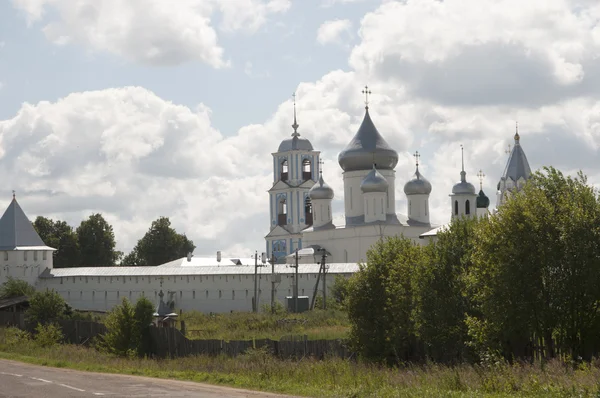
[1,0,600,259]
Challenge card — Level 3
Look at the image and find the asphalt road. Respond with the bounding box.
[0,359,298,398]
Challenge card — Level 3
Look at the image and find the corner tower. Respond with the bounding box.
[497,123,531,208]
[265,94,320,262]
[337,86,399,225]
[450,146,477,219]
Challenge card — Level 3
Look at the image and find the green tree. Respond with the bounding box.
[0,277,35,298]
[27,290,66,325]
[346,236,424,364]
[125,217,195,266]
[77,214,120,266]
[101,297,155,357]
[33,217,80,268]
[470,167,600,361]
[413,217,478,363]
[133,296,155,356]
[330,275,351,311]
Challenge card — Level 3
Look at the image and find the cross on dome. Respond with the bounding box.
[413,151,420,168]
[362,85,371,108]
[477,169,485,190]
[319,158,324,176]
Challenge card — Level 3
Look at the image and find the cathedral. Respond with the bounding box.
[266,90,532,262]
[0,92,532,314]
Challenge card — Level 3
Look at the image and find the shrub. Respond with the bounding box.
[101,296,155,357]
[27,290,66,325]
[34,323,63,347]
[0,277,34,299]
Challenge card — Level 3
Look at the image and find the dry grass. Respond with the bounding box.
[1,327,600,397]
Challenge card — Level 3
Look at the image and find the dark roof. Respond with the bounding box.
[477,190,490,208]
[0,295,29,310]
[0,199,46,250]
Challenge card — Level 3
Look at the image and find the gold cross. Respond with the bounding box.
[477,169,485,190]
[505,144,511,154]
[362,85,371,107]
[413,151,420,167]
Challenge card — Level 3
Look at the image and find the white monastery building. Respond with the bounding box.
[0,92,531,314]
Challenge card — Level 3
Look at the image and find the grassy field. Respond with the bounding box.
[2,327,600,397]
[179,308,350,340]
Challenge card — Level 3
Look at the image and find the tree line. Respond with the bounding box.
[344,166,600,364]
[33,215,195,268]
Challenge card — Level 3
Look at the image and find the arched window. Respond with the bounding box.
[281,159,289,181]
[278,198,287,225]
[304,197,313,226]
[302,159,311,180]
[454,200,459,215]
[465,200,471,215]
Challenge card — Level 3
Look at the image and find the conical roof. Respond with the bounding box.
[502,132,531,182]
[338,108,398,172]
[0,198,46,250]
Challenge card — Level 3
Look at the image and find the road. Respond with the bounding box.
[0,359,298,398]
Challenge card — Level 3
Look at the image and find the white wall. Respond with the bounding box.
[343,169,396,220]
[0,249,53,288]
[407,193,430,224]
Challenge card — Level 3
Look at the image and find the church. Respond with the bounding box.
[266,90,531,263]
[0,90,532,314]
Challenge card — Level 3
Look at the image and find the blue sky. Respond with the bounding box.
[1,0,600,257]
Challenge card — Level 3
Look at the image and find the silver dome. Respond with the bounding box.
[361,165,389,193]
[278,134,314,152]
[452,171,476,195]
[338,108,399,172]
[404,167,432,195]
[309,174,334,200]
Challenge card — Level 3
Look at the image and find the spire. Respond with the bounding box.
[460,144,466,182]
[291,92,299,136]
[477,169,485,191]
[12,190,15,200]
[362,85,371,110]
[514,121,520,144]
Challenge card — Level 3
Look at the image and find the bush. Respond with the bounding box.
[0,277,34,299]
[34,323,63,347]
[2,327,31,347]
[27,290,66,325]
[101,296,155,357]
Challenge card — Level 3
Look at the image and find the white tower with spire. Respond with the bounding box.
[265,94,320,262]
[497,123,531,208]
[404,151,432,224]
[450,145,478,219]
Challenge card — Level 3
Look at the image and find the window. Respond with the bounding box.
[193,290,196,299]
[281,159,289,181]
[43,251,47,260]
[466,200,471,215]
[302,159,311,180]
[304,197,313,226]
[23,251,27,261]
[3,252,7,261]
[278,198,287,226]
[454,200,459,216]
[34,251,38,261]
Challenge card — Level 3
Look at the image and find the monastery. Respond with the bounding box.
[0,90,531,313]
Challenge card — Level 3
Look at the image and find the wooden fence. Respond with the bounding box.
[0,314,352,360]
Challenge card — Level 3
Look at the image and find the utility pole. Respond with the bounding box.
[321,249,327,310]
[289,248,299,313]
[270,251,276,314]
[253,250,258,313]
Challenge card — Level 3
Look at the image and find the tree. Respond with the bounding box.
[413,217,478,363]
[27,290,66,325]
[469,167,600,361]
[346,237,424,364]
[101,296,155,357]
[33,217,80,268]
[125,217,195,266]
[77,214,120,266]
[0,277,35,298]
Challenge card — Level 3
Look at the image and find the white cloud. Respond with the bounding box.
[321,0,367,7]
[317,19,353,46]
[11,0,290,67]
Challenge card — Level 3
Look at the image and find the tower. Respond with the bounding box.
[361,164,389,223]
[450,145,477,219]
[308,165,335,230]
[403,151,432,225]
[337,86,399,225]
[497,123,531,208]
[265,94,320,261]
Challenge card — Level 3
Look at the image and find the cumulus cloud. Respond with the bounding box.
[317,19,353,46]
[11,0,290,67]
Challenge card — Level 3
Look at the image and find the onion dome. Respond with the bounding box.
[452,171,476,195]
[477,189,490,208]
[278,97,314,152]
[404,166,432,195]
[309,174,334,200]
[338,107,398,172]
[361,164,389,193]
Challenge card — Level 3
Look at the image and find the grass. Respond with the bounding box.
[180,308,350,340]
[2,327,600,397]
